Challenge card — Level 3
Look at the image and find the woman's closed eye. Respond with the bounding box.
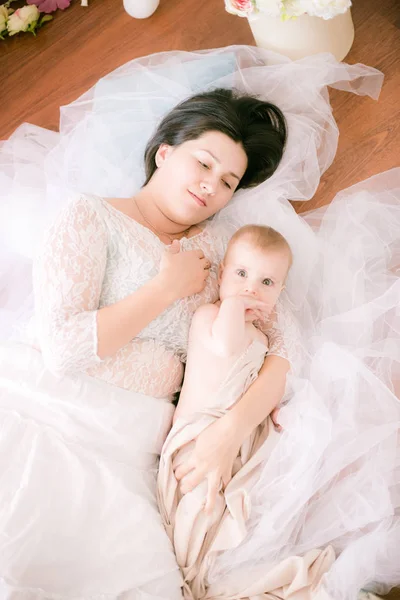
[198,160,210,170]
[198,160,232,189]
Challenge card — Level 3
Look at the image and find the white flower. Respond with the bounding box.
[7,4,40,35]
[0,4,9,35]
[255,0,283,17]
[246,0,352,19]
[280,0,306,17]
[305,0,351,19]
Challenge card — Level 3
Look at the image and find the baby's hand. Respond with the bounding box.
[239,295,269,321]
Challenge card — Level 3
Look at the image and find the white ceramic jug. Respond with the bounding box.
[123,0,160,19]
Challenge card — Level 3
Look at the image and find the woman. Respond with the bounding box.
[0,85,289,598]
[0,47,398,600]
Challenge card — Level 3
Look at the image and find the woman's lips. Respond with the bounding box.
[188,191,207,207]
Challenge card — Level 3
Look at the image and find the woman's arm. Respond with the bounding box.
[219,353,289,439]
[175,352,289,512]
[96,276,175,358]
[99,239,209,358]
[34,197,177,375]
[35,197,209,375]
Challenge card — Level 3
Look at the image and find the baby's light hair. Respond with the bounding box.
[225,224,293,268]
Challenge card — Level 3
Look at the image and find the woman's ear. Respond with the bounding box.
[155,143,173,168]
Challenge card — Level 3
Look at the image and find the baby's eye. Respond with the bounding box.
[263,278,273,286]
[237,269,247,278]
[222,180,232,190]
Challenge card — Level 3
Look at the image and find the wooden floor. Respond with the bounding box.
[2,0,399,212]
[1,0,400,596]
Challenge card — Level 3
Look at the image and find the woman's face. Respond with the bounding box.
[151,130,248,226]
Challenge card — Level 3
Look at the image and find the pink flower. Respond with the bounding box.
[27,0,71,14]
[225,0,255,17]
[7,4,40,35]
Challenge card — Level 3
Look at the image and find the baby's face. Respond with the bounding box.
[219,240,290,320]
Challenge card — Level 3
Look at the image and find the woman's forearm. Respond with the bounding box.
[96,274,176,358]
[222,354,290,441]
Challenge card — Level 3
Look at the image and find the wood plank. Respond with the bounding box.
[2,0,399,217]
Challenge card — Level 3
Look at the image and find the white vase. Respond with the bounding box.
[247,10,354,62]
[123,0,160,19]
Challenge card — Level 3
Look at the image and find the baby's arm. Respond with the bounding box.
[186,300,246,357]
[210,297,248,356]
[175,302,245,421]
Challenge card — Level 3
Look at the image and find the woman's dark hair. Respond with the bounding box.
[143,88,287,189]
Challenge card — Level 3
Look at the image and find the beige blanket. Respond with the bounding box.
[158,341,335,600]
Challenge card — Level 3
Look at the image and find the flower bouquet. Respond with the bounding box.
[225,0,352,21]
[0,1,52,37]
[1,0,88,39]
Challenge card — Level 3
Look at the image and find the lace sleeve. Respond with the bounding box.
[258,299,306,379]
[258,307,289,362]
[33,195,107,376]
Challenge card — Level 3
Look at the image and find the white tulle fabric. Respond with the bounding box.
[0,46,399,599]
[0,47,384,338]
[208,170,400,599]
[0,341,183,599]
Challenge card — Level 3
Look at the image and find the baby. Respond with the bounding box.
[174,224,292,422]
[158,224,292,598]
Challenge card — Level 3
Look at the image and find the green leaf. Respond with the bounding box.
[40,14,53,23]
[26,19,39,34]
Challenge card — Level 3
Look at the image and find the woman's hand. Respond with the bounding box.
[159,239,211,300]
[174,416,241,515]
[270,406,282,432]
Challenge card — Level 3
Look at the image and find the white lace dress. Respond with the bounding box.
[0,194,287,600]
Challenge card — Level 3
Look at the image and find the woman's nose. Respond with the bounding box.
[200,178,216,196]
